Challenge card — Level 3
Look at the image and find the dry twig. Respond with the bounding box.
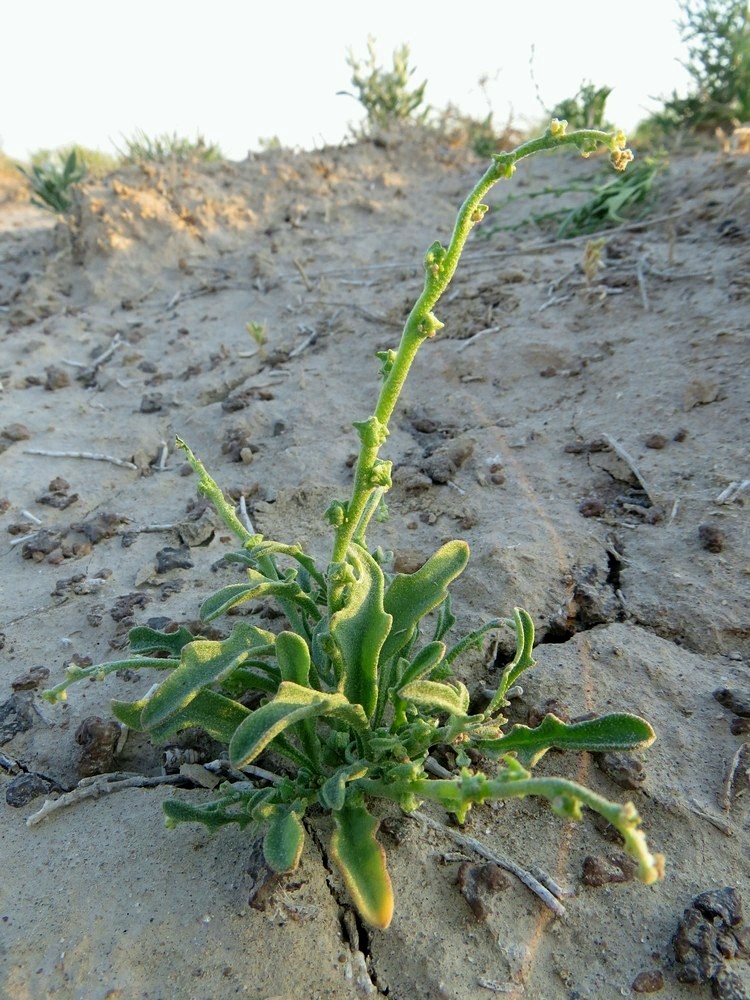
[26,771,195,827]
[413,810,567,917]
[601,433,660,506]
[24,449,138,470]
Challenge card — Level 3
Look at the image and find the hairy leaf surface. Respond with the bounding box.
[474,712,656,766]
[140,623,274,730]
[229,682,368,767]
[330,545,391,718]
[330,801,394,929]
[381,540,469,662]
[263,807,305,872]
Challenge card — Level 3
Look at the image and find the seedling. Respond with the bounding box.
[18,149,87,213]
[43,121,663,929]
[246,321,267,348]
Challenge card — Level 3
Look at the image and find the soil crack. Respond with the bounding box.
[306,816,388,998]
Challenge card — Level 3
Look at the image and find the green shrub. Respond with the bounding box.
[549,81,614,131]
[643,0,750,135]
[18,149,87,213]
[340,37,429,133]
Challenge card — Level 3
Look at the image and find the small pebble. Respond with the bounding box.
[714,689,750,718]
[2,423,32,441]
[684,377,720,410]
[0,694,35,744]
[632,970,665,993]
[392,552,425,574]
[644,434,667,450]
[5,772,54,807]
[412,417,437,433]
[71,512,126,544]
[582,852,636,886]
[140,393,164,413]
[698,524,725,553]
[455,862,509,921]
[44,366,71,391]
[578,497,605,518]
[11,666,50,691]
[75,717,121,777]
[564,441,586,454]
[594,751,646,790]
[155,545,195,574]
[587,437,610,453]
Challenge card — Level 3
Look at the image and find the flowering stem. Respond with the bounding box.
[356,769,663,885]
[330,122,632,568]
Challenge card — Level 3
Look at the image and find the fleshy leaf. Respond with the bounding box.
[263,807,305,872]
[199,571,320,623]
[163,798,250,833]
[381,540,469,662]
[229,682,367,767]
[115,688,250,743]
[319,763,369,812]
[496,608,535,701]
[398,678,471,716]
[127,625,198,656]
[396,641,446,688]
[330,801,393,929]
[473,712,656,766]
[329,545,391,718]
[432,594,456,642]
[275,631,311,686]
[140,623,273,730]
[111,697,148,730]
[147,689,251,744]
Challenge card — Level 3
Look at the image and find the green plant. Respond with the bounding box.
[340,37,429,133]
[550,80,614,131]
[246,321,267,347]
[30,145,120,177]
[556,154,664,237]
[644,0,749,135]
[118,129,222,163]
[18,148,87,213]
[43,121,663,930]
[484,154,664,239]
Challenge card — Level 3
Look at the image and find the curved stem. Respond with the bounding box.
[330,124,631,566]
[357,768,662,885]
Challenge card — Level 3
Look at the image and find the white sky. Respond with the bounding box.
[2,0,691,161]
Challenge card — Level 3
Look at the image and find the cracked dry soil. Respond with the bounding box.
[0,132,748,999]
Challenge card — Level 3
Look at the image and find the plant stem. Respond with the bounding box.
[356,768,663,885]
[177,437,257,547]
[330,124,631,566]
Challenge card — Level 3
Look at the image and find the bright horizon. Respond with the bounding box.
[3,0,692,162]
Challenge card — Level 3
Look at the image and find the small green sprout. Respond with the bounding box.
[43,123,663,930]
[246,321,267,347]
[18,149,87,213]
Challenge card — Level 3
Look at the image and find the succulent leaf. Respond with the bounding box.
[330,801,394,929]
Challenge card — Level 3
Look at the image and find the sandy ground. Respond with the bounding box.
[0,129,749,1000]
